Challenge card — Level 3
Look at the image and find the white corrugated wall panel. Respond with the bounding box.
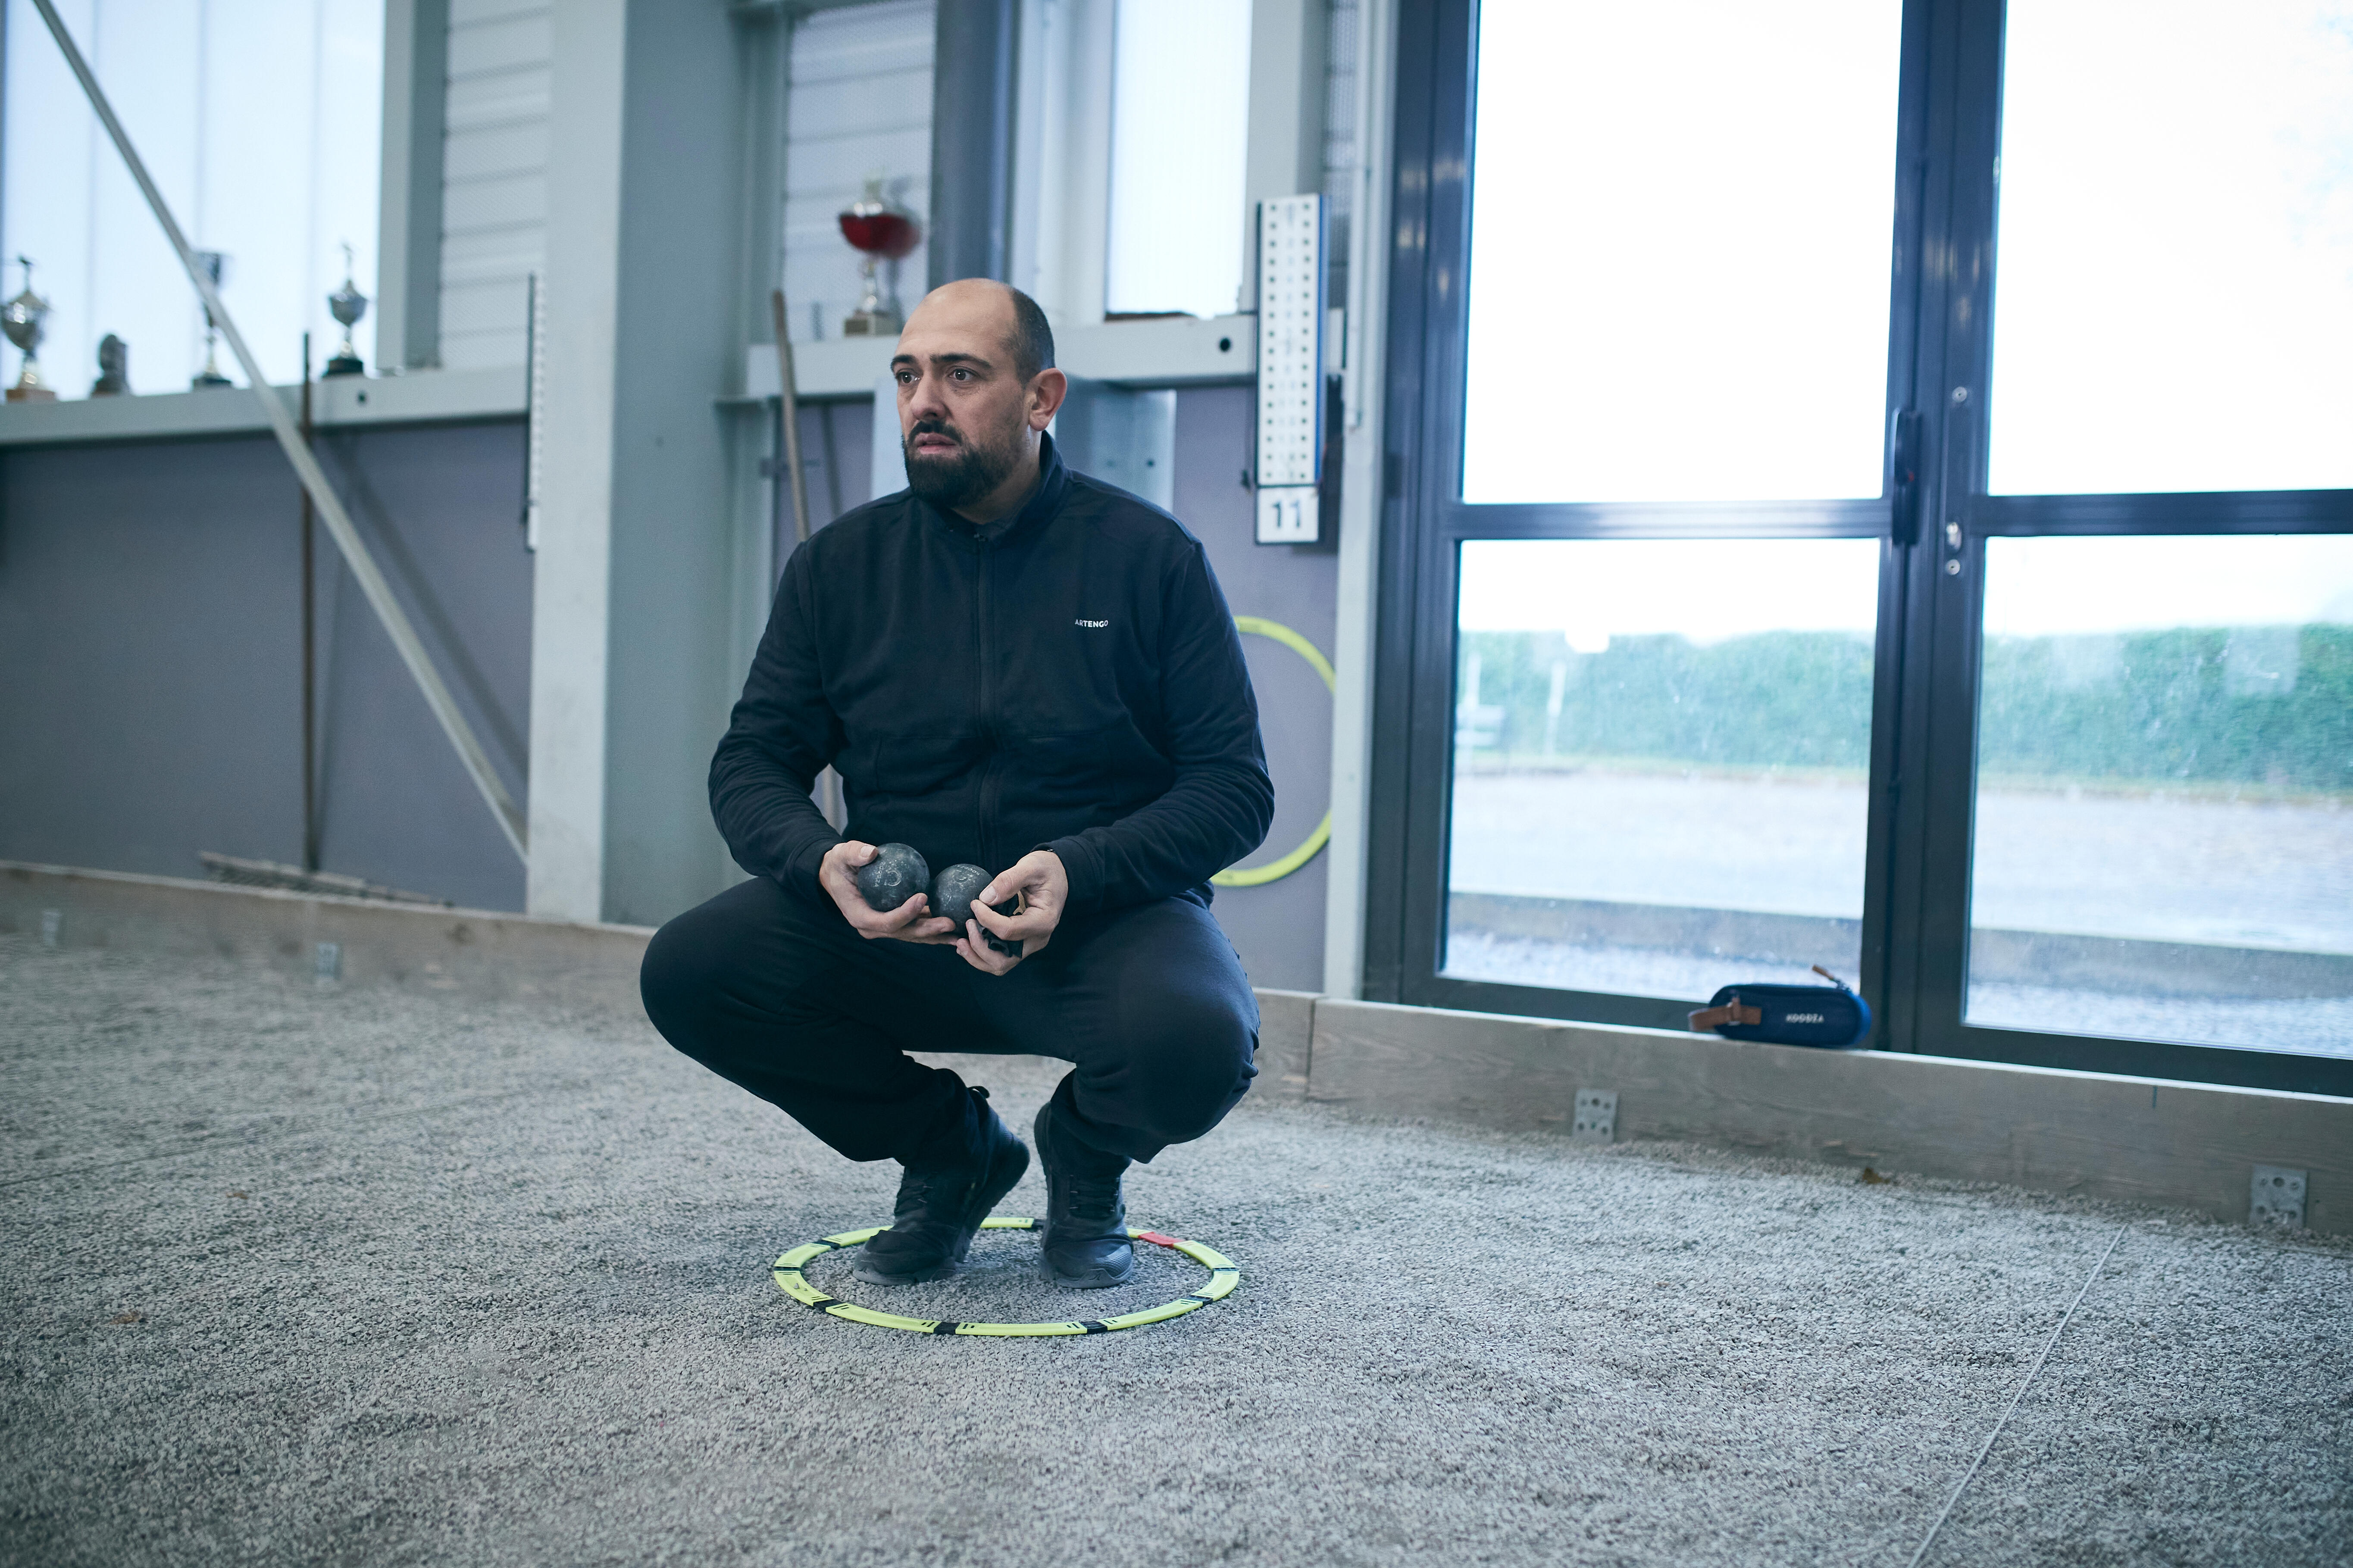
[779,0,935,346]
[438,0,548,369]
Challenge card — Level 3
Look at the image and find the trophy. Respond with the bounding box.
[838,174,922,337]
[91,333,129,396]
[192,251,232,387]
[3,256,56,403]
[325,242,368,377]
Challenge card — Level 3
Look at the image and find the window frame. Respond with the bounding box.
[1367,0,2353,1098]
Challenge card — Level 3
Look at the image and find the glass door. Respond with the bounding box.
[1373,0,2353,1093]
[1918,0,2353,1084]
[1377,0,1917,1032]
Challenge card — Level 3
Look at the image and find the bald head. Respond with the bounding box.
[890,280,1068,524]
[901,279,1055,385]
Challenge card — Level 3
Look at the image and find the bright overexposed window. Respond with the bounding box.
[1967,534,2353,1053]
[1461,0,1902,504]
[1,0,383,397]
[1103,0,1251,319]
[1448,538,1883,1001]
[1987,0,2353,495]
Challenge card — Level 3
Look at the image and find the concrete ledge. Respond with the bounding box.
[0,862,1316,1102]
[1253,989,1317,1101]
[2,862,649,1012]
[0,366,526,448]
[12,860,2346,1231]
[1309,996,2353,1234]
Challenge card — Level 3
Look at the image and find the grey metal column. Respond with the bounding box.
[926,0,1018,288]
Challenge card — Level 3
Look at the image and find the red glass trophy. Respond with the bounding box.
[838,175,922,337]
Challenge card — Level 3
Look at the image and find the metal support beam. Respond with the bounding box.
[1322,0,1398,999]
[33,0,527,861]
[928,0,1018,288]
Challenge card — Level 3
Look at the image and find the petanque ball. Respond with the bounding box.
[929,863,992,927]
[854,843,930,912]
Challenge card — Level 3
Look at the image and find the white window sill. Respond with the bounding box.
[0,365,526,448]
[738,311,1341,400]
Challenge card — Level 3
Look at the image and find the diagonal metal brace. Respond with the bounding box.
[33,0,527,861]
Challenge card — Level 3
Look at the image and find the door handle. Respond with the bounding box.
[1888,408,1924,547]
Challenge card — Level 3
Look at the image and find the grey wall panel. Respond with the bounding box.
[1169,385,1338,993]
[2,439,307,880]
[0,423,532,912]
[309,423,533,910]
[780,398,877,579]
[439,0,552,370]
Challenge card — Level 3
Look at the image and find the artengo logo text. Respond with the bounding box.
[1786,1013,1826,1024]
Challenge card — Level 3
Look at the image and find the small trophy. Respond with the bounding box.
[91,333,129,396]
[838,174,921,337]
[192,251,233,387]
[325,243,368,377]
[3,256,57,403]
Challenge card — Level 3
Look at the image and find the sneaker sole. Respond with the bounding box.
[1039,1246,1137,1290]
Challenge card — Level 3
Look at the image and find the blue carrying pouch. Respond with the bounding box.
[1689,966,1872,1049]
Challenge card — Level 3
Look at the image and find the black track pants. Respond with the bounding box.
[639,875,1259,1167]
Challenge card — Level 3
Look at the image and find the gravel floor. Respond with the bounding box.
[4,935,2348,1567]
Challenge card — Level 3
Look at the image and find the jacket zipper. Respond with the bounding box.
[975,537,1001,871]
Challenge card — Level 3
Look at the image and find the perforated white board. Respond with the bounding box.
[1255,195,1325,492]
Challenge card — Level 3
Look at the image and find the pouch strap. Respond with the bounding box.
[1688,1000,1764,1033]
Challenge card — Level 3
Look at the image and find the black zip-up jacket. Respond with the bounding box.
[709,435,1274,923]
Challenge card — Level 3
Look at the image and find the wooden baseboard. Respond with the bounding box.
[1308,995,2351,1234]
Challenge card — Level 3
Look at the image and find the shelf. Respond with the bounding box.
[740,310,1344,400]
[0,365,526,448]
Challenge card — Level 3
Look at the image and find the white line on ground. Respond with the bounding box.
[1906,1226,2128,1568]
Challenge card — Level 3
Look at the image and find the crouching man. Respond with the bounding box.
[640,280,1272,1289]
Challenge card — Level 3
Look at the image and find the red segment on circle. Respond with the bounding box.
[1136,1230,1181,1247]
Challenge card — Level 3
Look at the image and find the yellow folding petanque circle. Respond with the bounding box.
[771,1217,1241,1337]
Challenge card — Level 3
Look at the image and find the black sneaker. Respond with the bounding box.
[1033,1100,1135,1289]
[855,1087,1029,1286]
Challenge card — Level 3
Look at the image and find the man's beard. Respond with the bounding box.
[903,415,1022,513]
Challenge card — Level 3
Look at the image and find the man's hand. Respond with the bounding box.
[960,850,1068,975]
[819,841,960,944]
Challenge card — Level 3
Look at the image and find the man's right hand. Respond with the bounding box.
[818,841,961,943]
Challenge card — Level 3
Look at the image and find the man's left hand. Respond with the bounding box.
[961,850,1068,975]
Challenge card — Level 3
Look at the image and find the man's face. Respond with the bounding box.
[892,284,1043,514]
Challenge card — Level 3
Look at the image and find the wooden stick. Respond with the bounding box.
[770,289,812,545]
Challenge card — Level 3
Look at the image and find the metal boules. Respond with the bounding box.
[854,843,930,912]
[928,863,991,927]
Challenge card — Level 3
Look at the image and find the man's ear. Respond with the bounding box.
[1027,368,1068,431]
